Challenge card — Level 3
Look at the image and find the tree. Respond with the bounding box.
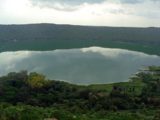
[27,72,47,89]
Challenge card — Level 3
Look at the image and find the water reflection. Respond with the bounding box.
[0,47,160,85]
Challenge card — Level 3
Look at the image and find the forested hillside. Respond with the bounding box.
[0,66,160,120]
[0,24,160,55]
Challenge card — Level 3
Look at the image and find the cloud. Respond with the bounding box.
[150,0,160,2]
[0,0,160,27]
[30,0,159,9]
[31,0,105,5]
[30,0,105,11]
[116,0,160,4]
[30,0,148,12]
[0,47,160,85]
[29,0,160,19]
[119,0,143,4]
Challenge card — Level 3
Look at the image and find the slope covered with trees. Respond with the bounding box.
[0,24,160,55]
[0,66,160,120]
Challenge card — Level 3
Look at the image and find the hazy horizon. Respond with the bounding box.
[0,22,160,28]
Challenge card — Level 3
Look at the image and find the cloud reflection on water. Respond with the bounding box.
[0,47,160,85]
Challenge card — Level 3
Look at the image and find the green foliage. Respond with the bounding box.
[27,72,48,88]
[0,104,158,120]
[153,111,160,120]
[0,66,160,119]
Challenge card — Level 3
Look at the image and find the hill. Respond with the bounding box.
[0,23,160,55]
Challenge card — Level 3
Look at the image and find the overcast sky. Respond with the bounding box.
[0,0,160,27]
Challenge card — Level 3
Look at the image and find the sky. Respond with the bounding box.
[0,0,160,27]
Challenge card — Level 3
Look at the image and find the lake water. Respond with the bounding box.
[0,47,160,85]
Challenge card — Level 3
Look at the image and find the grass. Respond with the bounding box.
[88,79,146,95]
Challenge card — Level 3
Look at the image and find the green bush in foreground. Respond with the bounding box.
[0,104,158,120]
[0,66,160,120]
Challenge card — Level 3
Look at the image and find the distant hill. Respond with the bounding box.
[0,23,160,55]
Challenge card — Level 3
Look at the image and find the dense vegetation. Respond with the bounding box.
[0,24,160,55]
[0,66,160,120]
